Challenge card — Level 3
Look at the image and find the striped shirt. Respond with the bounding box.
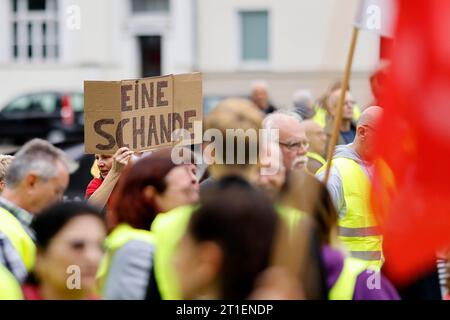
[437,256,449,298]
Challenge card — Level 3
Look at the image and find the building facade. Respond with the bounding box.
[197,0,381,109]
[0,0,381,109]
[0,0,196,106]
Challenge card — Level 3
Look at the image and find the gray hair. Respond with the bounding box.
[5,139,78,188]
[263,109,303,130]
[292,89,313,107]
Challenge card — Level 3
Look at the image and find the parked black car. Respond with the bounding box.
[0,91,84,144]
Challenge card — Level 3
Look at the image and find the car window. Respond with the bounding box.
[71,93,84,112]
[34,93,57,113]
[2,95,33,113]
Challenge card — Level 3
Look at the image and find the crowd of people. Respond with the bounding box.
[0,78,448,300]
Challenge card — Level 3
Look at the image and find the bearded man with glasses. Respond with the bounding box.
[263,110,310,173]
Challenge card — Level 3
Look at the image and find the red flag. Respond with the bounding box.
[371,0,450,284]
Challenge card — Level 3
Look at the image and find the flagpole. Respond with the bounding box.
[323,26,360,184]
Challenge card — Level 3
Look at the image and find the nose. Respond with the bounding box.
[84,243,102,266]
[297,144,308,155]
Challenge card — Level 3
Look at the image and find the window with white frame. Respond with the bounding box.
[11,0,59,62]
[131,0,170,13]
[240,11,269,64]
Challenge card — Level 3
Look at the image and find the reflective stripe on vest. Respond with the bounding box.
[0,207,35,272]
[307,152,326,166]
[97,223,155,293]
[351,251,382,261]
[338,226,381,237]
[327,157,383,267]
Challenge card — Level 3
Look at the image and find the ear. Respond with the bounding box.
[24,172,39,189]
[0,180,5,192]
[142,185,157,202]
[357,126,366,140]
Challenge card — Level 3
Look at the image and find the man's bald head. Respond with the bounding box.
[354,106,384,161]
[357,106,383,129]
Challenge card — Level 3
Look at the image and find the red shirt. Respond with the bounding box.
[85,177,103,199]
[22,284,41,300]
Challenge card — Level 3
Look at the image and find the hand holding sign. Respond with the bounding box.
[111,147,134,174]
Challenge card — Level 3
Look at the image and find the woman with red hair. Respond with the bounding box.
[97,148,199,300]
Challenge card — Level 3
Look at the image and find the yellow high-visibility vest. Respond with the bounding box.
[319,157,383,268]
[0,207,35,272]
[0,264,23,300]
[328,256,369,300]
[151,205,195,300]
[96,223,155,293]
[313,107,327,128]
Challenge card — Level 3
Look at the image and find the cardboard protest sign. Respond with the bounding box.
[84,73,202,154]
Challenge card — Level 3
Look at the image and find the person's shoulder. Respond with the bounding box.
[316,164,341,181]
[85,177,103,198]
[151,205,196,233]
[0,208,30,235]
[113,239,155,267]
[0,264,23,300]
[87,177,103,188]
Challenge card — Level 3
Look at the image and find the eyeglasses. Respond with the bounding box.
[279,140,309,151]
